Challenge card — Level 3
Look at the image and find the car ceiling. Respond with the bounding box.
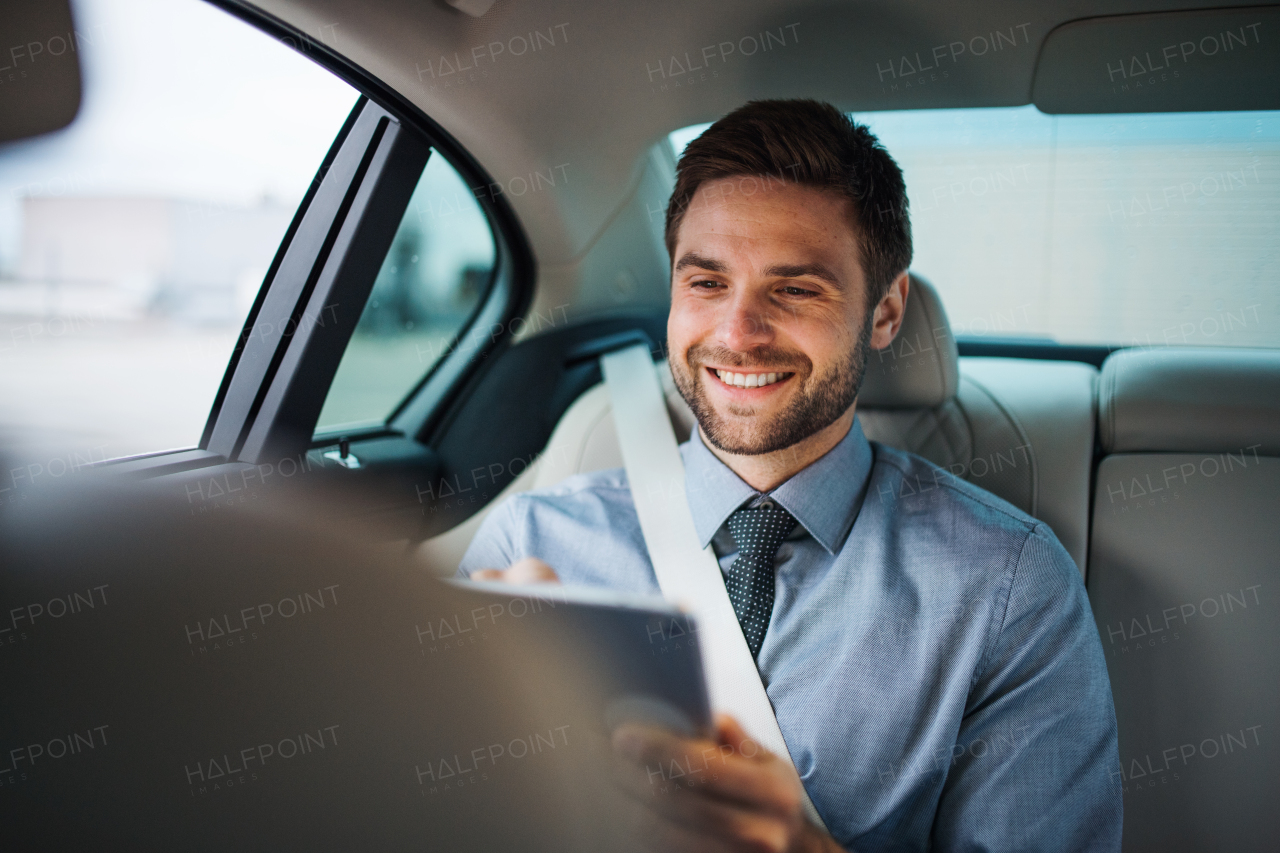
[246,0,1263,289]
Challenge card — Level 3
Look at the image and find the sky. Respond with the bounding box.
[0,0,359,274]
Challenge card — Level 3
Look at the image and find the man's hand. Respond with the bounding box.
[469,557,561,584]
[611,713,843,853]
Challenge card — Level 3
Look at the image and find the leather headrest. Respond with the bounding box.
[1100,347,1280,455]
[858,273,959,409]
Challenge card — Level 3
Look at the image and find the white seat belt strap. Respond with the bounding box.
[601,343,825,829]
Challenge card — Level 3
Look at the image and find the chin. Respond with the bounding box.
[699,411,799,456]
[672,344,860,457]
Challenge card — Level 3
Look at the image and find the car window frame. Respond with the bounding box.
[101,0,534,485]
[311,155,505,444]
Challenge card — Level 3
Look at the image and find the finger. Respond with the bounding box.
[618,760,792,851]
[610,738,693,802]
[709,754,806,817]
[687,716,807,815]
[698,758,800,817]
[610,725,726,811]
[469,568,504,580]
[715,713,764,763]
[612,721,767,795]
[612,723,791,813]
[613,724,718,784]
[505,557,561,584]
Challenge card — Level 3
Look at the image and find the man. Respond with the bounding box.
[461,100,1121,852]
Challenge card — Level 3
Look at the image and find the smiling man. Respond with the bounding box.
[461,100,1121,852]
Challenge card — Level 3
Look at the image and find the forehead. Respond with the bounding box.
[675,177,860,261]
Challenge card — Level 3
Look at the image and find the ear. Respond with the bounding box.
[869,271,909,350]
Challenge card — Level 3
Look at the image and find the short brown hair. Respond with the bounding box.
[665,99,912,305]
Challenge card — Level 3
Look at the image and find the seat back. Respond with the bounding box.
[856,275,1097,573]
[1088,347,1280,852]
[0,478,631,850]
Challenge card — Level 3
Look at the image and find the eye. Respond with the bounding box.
[780,285,816,297]
[689,279,723,290]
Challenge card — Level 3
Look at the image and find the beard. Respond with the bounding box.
[671,313,875,456]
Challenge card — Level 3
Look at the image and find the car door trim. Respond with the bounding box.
[204,101,389,459]
[237,110,430,464]
[198,96,368,451]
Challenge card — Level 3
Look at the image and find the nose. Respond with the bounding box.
[715,288,776,353]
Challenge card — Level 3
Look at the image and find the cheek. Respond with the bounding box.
[785,310,860,366]
[668,295,718,345]
[805,299,863,334]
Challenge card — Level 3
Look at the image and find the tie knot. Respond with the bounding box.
[726,500,796,560]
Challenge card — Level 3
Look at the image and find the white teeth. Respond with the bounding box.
[714,369,787,388]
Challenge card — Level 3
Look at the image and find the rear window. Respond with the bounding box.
[670,107,1279,349]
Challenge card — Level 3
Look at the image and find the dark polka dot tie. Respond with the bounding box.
[725,499,796,659]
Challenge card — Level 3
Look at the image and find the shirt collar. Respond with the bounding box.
[681,417,874,554]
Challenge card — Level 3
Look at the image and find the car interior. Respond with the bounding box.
[2,0,1277,849]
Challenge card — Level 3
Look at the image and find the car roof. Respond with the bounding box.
[249,0,1258,272]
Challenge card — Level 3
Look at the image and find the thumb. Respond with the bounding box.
[505,557,561,584]
[715,713,767,762]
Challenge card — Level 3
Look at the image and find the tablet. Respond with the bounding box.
[445,579,713,739]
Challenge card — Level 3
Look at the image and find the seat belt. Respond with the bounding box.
[601,343,826,829]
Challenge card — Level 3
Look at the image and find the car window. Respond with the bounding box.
[0,0,357,463]
[313,151,496,435]
[671,107,1280,349]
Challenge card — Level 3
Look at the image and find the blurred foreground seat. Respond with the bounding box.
[0,473,635,852]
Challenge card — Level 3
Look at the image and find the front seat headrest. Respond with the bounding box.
[858,273,959,409]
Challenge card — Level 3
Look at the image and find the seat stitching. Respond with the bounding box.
[912,277,952,399]
[961,374,1039,517]
[1104,356,1118,452]
[1102,360,1110,452]
[945,391,977,472]
[921,399,971,473]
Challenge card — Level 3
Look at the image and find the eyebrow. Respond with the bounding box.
[674,252,728,275]
[764,262,843,288]
[674,253,844,289]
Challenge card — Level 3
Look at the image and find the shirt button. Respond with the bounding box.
[759,500,775,510]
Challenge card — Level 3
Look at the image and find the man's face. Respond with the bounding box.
[667,177,878,456]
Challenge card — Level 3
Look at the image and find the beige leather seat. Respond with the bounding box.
[1087,347,1280,852]
[419,275,1097,576]
[857,275,1097,574]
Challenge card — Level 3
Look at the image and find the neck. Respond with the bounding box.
[701,407,856,492]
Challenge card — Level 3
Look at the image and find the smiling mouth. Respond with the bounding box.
[709,368,794,389]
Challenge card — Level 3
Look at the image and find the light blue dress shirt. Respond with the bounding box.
[460,419,1122,851]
